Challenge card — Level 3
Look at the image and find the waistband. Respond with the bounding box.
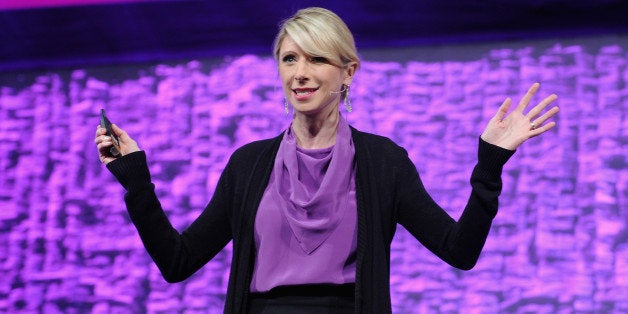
[250,283,355,299]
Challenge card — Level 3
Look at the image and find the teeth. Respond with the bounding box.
[295,89,315,95]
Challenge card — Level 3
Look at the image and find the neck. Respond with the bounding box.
[292,109,340,149]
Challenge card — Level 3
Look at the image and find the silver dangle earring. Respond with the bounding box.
[284,99,290,115]
[344,85,352,113]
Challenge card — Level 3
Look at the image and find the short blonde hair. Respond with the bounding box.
[272,7,360,70]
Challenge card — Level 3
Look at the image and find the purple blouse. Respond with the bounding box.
[250,117,357,293]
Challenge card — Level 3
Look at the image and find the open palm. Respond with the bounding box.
[481,83,559,150]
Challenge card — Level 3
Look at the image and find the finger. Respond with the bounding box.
[515,82,540,113]
[494,98,512,121]
[99,152,113,164]
[94,134,112,144]
[97,140,113,151]
[526,94,558,119]
[531,106,559,126]
[529,121,556,137]
[94,134,104,144]
[95,125,106,137]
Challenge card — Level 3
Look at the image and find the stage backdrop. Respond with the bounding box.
[0,36,627,313]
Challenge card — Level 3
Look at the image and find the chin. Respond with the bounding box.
[295,105,338,118]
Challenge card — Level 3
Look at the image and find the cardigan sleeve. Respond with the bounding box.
[106,151,233,282]
[396,137,514,270]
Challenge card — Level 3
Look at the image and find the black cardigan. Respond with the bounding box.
[107,127,514,313]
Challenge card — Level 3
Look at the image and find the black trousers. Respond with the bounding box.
[247,283,355,314]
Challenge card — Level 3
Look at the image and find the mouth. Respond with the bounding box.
[292,87,318,100]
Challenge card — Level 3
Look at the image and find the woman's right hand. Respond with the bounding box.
[95,124,140,165]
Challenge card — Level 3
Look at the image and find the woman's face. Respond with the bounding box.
[278,36,354,117]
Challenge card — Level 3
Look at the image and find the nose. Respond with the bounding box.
[294,60,309,83]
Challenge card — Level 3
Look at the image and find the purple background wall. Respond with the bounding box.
[1,36,627,313]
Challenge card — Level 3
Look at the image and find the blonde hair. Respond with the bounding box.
[272,7,360,70]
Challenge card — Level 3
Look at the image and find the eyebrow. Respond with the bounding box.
[280,50,297,57]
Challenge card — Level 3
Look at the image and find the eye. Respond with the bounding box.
[310,56,328,64]
[281,55,296,63]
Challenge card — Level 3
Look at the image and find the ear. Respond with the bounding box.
[343,61,358,86]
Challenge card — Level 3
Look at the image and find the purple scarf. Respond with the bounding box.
[272,116,355,254]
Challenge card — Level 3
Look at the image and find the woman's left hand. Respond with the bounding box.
[481,83,559,150]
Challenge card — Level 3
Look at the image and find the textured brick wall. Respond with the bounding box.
[0,40,626,313]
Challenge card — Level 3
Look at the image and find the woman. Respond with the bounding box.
[95,7,558,314]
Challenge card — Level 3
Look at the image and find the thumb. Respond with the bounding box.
[110,124,130,141]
